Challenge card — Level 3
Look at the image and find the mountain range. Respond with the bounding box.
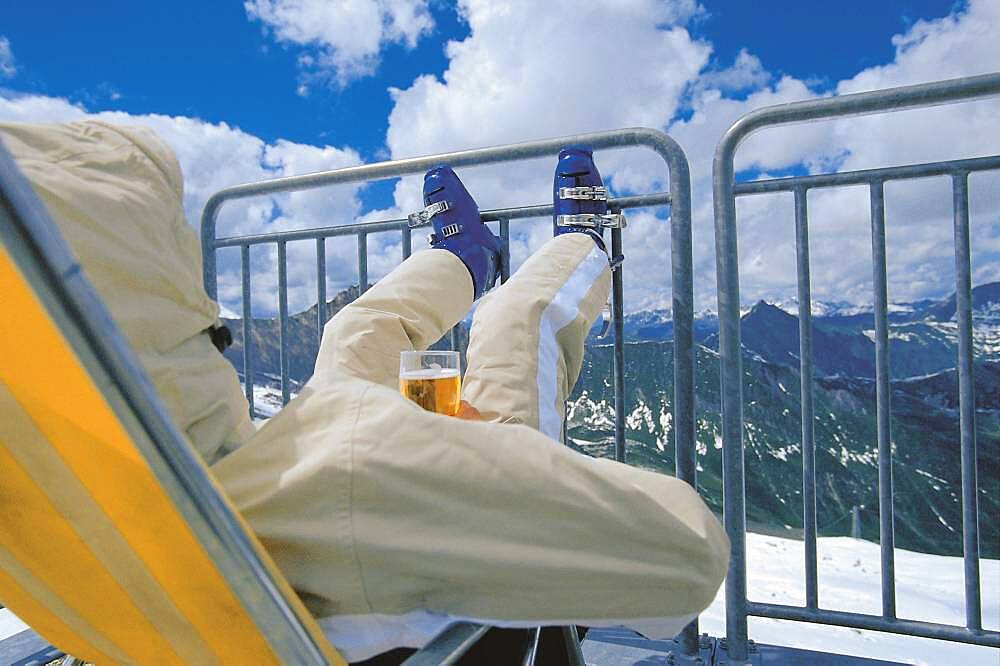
[221,281,1000,557]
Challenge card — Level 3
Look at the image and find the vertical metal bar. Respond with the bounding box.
[795,186,819,610]
[852,506,863,539]
[610,226,626,463]
[953,171,982,631]
[713,142,748,662]
[240,244,255,418]
[869,178,896,619]
[450,324,460,353]
[316,238,326,345]
[522,628,541,666]
[664,147,699,656]
[357,232,369,295]
[277,240,290,406]
[499,217,511,283]
[561,626,585,666]
[402,225,412,260]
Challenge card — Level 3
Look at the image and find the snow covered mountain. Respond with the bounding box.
[566,342,999,559]
[222,281,999,560]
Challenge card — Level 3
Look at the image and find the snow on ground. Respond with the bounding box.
[696,533,999,665]
[250,382,287,420]
[0,611,27,642]
[2,533,995,663]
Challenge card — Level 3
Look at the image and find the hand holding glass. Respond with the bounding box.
[399,351,461,416]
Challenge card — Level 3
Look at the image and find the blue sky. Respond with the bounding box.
[1,1,959,162]
[1,0,997,314]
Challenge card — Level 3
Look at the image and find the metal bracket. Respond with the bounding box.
[555,212,627,229]
[558,185,608,201]
[428,223,463,245]
[408,200,451,228]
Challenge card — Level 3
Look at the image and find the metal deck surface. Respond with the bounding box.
[1,624,912,665]
[581,627,907,665]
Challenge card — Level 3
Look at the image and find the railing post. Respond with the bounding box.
[316,238,326,345]
[952,171,982,632]
[794,185,819,611]
[357,232,369,295]
[713,133,750,662]
[869,178,896,620]
[610,225,626,464]
[665,141,700,657]
[277,240,290,406]
[499,217,511,283]
[240,244,255,418]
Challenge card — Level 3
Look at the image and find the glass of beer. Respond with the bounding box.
[399,350,462,416]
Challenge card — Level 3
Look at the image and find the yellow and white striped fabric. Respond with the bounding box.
[0,240,345,664]
[0,122,346,664]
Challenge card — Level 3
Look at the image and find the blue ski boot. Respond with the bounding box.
[409,165,502,300]
[552,146,624,256]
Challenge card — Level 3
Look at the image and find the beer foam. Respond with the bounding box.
[399,367,461,379]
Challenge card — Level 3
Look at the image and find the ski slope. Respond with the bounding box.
[1,533,996,663]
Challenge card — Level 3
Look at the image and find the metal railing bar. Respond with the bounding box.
[952,171,982,632]
[357,233,368,295]
[733,154,1000,195]
[217,219,407,249]
[401,623,492,666]
[240,244,255,418]
[719,73,1000,159]
[277,240,290,406]
[316,238,326,346]
[202,127,683,298]
[499,217,510,283]
[794,186,819,610]
[401,225,412,260]
[869,179,896,619]
[746,602,999,648]
[211,193,672,250]
[610,226,626,464]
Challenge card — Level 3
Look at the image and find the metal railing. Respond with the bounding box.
[713,73,1000,661]
[201,128,704,655]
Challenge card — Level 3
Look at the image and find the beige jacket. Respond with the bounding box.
[0,121,255,464]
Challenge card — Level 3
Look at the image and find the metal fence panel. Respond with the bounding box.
[201,129,701,654]
[713,73,1000,660]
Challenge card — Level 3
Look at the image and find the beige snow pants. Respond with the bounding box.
[212,235,729,637]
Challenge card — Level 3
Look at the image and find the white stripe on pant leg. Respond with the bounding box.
[536,244,609,440]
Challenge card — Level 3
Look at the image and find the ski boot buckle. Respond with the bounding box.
[408,200,451,228]
[558,185,609,201]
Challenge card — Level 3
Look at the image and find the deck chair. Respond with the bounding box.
[0,136,349,663]
[0,138,586,665]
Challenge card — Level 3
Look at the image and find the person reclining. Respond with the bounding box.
[0,121,729,664]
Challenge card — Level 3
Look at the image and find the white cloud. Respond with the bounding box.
[0,92,366,316]
[246,0,434,87]
[0,36,16,78]
[383,0,1000,312]
[380,0,713,311]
